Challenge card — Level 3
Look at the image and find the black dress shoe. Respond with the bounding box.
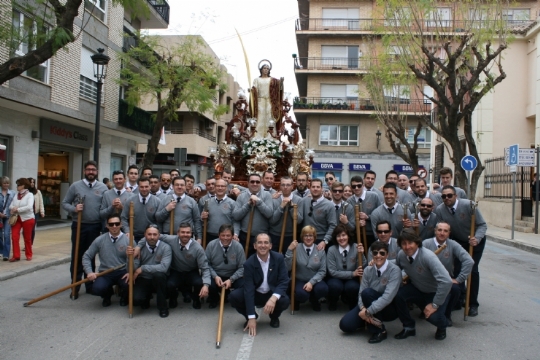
[311,302,321,312]
[208,302,218,309]
[183,295,192,303]
[453,302,462,311]
[446,317,453,327]
[435,328,446,340]
[119,298,128,307]
[169,297,178,309]
[394,328,416,339]
[192,298,201,309]
[159,309,169,318]
[294,301,300,311]
[328,302,337,311]
[468,306,478,317]
[368,331,387,344]
[102,297,112,307]
[269,317,280,328]
[141,300,150,310]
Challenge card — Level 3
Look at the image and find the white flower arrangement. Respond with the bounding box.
[242,137,282,158]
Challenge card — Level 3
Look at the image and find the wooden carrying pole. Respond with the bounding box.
[290,204,298,314]
[464,202,477,321]
[24,264,126,307]
[70,195,85,300]
[358,203,368,254]
[278,203,290,253]
[128,201,134,318]
[245,205,255,258]
[216,285,226,348]
[354,205,363,283]
[169,206,175,235]
[202,200,209,249]
[414,202,420,236]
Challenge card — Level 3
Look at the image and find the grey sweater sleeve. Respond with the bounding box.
[141,243,172,274]
[368,265,401,314]
[82,237,101,274]
[427,252,453,306]
[452,240,474,283]
[474,208,488,241]
[196,246,211,286]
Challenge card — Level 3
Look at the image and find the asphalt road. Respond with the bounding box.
[1,241,539,360]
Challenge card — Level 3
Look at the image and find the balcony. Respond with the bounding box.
[295,18,535,34]
[294,57,399,74]
[293,97,431,114]
[137,0,169,29]
[166,128,216,142]
[118,99,154,136]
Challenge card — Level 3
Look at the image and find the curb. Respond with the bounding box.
[0,256,71,282]
[487,234,540,255]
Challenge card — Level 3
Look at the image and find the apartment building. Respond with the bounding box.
[0,0,170,218]
[293,0,432,185]
[134,35,241,181]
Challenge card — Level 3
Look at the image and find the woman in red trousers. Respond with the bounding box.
[9,178,35,261]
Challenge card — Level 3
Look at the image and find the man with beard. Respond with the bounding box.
[370,183,413,239]
[269,176,303,253]
[347,175,381,248]
[292,172,310,198]
[121,177,160,244]
[411,197,438,240]
[330,182,355,231]
[62,160,108,298]
[160,173,174,196]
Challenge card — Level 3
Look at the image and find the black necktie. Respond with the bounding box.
[408,256,414,264]
[423,220,427,226]
[111,236,118,243]
[210,195,215,198]
[180,245,185,251]
[438,245,442,248]
[150,245,156,254]
[306,248,311,257]
[450,207,456,215]
[130,186,133,190]
[264,188,269,191]
[117,190,121,196]
[299,191,305,197]
[377,270,381,277]
[335,205,339,211]
[142,197,146,205]
[223,245,229,254]
[217,198,223,204]
[177,197,181,203]
[388,207,394,214]
[343,250,348,257]
[342,250,348,269]
[89,183,92,188]
[357,198,363,203]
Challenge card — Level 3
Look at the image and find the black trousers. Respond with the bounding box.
[229,288,289,320]
[269,233,294,255]
[394,283,450,330]
[133,272,168,310]
[239,231,257,258]
[91,269,128,300]
[70,222,101,292]
[167,269,203,301]
[454,236,486,307]
[208,276,245,303]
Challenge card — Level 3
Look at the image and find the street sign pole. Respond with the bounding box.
[508,144,519,239]
[467,170,471,200]
[511,168,516,240]
[460,155,478,200]
[532,146,540,234]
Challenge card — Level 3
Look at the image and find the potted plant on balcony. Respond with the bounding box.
[349,102,356,110]
[316,100,324,109]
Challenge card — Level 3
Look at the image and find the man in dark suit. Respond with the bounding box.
[229,233,290,336]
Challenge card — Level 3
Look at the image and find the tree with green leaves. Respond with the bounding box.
[118,34,229,168]
[0,0,147,85]
[365,0,531,198]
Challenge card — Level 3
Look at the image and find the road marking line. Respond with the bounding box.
[236,333,255,360]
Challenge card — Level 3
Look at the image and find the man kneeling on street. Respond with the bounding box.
[229,234,289,336]
[127,224,172,318]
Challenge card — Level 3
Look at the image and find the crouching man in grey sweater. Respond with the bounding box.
[205,224,246,309]
[127,224,172,318]
[393,229,452,341]
[82,214,128,307]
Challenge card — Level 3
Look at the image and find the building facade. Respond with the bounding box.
[0,0,170,218]
[293,0,431,186]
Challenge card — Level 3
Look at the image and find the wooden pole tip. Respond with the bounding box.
[216,342,221,349]
[23,303,29,307]
[129,314,133,319]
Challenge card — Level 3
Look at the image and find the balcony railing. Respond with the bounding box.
[293,97,431,113]
[295,18,535,34]
[294,57,398,71]
[147,0,170,24]
[166,128,216,142]
[118,99,154,136]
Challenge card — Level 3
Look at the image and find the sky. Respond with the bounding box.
[151,0,300,100]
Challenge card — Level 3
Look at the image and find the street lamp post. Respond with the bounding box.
[90,48,110,166]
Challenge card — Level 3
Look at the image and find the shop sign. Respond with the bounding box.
[40,119,93,148]
[349,163,371,171]
[312,162,343,170]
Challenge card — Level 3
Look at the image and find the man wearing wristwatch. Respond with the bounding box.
[393,229,452,341]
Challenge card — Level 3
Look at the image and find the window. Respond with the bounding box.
[321,45,360,69]
[79,47,104,103]
[423,85,434,104]
[502,9,530,24]
[11,10,49,83]
[322,8,359,30]
[0,137,9,177]
[383,85,410,100]
[407,126,431,148]
[110,154,124,176]
[385,7,411,26]
[426,8,452,28]
[320,125,358,146]
[85,0,107,22]
[321,84,358,103]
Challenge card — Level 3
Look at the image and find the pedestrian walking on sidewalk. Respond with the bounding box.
[9,178,35,262]
[28,177,45,245]
[0,176,15,261]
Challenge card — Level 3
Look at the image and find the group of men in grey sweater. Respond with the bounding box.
[64,162,485,339]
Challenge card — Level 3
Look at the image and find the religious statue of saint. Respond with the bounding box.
[251,60,282,138]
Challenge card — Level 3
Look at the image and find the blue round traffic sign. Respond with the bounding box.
[461,155,478,171]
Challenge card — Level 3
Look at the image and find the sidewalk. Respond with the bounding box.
[0,223,539,282]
